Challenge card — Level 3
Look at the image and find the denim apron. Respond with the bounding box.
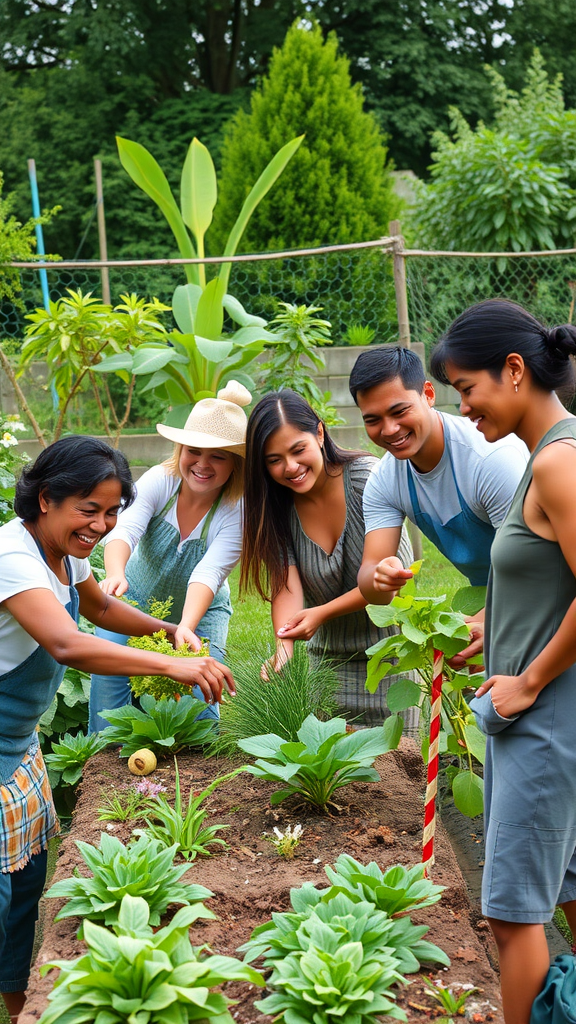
[0,549,79,786]
[406,431,495,586]
[89,490,231,731]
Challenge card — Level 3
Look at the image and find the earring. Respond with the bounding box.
[510,371,519,393]
[514,383,519,393]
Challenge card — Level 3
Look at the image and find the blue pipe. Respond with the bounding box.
[27,159,58,408]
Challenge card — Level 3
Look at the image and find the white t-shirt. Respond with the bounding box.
[363,412,528,532]
[0,518,90,674]
[102,464,242,596]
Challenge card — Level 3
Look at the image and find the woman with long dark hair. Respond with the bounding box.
[0,435,233,1022]
[240,389,413,724]
[431,298,576,1024]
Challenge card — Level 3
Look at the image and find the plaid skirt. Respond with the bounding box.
[0,739,59,873]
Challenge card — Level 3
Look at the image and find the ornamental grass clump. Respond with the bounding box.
[237,712,402,811]
[38,893,264,1024]
[211,642,340,756]
[45,831,213,931]
[100,692,216,757]
[135,759,245,861]
[128,628,210,700]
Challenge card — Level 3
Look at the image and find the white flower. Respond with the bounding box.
[1,432,18,448]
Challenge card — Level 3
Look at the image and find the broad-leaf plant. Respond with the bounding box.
[365,566,487,818]
[100,693,216,757]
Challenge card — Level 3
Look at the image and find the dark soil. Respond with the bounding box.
[21,740,503,1023]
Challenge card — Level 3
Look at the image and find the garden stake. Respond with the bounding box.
[422,648,444,874]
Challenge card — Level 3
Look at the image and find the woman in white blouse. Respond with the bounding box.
[88,382,250,732]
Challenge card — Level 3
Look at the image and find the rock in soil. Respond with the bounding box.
[20,739,503,1023]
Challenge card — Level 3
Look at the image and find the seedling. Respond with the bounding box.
[421,975,478,1016]
[265,824,303,858]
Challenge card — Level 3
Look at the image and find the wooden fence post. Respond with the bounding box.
[389,219,411,348]
[94,159,111,305]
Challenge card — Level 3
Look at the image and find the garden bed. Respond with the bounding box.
[22,740,503,1023]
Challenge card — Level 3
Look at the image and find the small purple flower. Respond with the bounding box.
[133,779,166,797]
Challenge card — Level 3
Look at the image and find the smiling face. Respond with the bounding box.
[446,362,518,442]
[179,446,235,499]
[263,423,326,494]
[39,477,123,559]
[355,377,439,463]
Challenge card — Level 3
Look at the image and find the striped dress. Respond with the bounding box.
[288,456,416,727]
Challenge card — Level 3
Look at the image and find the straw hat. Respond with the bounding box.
[156,381,251,456]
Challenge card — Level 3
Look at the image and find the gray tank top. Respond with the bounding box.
[486,418,576,678]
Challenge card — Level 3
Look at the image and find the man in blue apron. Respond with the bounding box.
[350,346,528,664]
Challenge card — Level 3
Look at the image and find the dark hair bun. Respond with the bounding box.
[546,324,576,360]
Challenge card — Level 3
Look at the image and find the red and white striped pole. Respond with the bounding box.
[422,648,444,874]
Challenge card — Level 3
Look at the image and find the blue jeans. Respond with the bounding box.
[0,850,47,992]
[88,627,223,733]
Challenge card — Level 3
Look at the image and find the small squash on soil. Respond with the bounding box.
[128,749,157,776]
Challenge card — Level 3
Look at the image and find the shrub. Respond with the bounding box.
[128,628,210,700]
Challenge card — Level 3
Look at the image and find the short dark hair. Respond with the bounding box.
[14,435,135,521]
[349,346,426,403]
[431,298,576,393]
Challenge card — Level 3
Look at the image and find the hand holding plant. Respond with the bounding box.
[128,628,210,700]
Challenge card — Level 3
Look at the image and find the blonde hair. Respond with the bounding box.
[163,444,244,503]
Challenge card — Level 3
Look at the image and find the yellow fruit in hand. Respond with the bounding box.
[128,749,157,776]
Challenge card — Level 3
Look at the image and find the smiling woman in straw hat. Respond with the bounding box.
[88,381,251,732]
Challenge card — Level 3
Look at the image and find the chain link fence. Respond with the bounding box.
[3,243,576,350]
[0,245,398,345]
[407,252,576,356]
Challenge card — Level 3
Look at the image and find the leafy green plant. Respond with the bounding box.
[238,712,403,810]
[421,976,478,1016]
[211,642,340,757]
[366,576,487,818]
[38,667,90,743]
[241,877,449,978]
[44,730,108,788]
[95,133,302,415]
[256,302,343,426]
[100,693,216,757]
[325,855,445,917]
[0,414,28,525]
[128,628,210,700]
[45,831,213,930]
[136,759,244,861]
[344,323,376,346]
[97,779,166,822]
[20,289,170,443]
[38,893,264,1024]
[255,908,406,1024]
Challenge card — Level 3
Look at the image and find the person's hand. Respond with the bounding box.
[473,671,538,719]
[99,574,129,597]
[261,644,291,681]
[276,607,324,642]
[373,556,413,593]
[448,620,484,671]
[173,625,203,652]
[171,655,235,704]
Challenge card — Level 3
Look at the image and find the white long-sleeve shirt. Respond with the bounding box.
[103,465,242,596]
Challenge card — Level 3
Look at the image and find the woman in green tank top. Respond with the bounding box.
[432,299,576,1024]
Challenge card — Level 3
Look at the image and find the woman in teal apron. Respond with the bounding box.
[89,382,250,732]
[0,435,234,1022]
[432,299,576,1024]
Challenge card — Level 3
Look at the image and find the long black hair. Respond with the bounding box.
[15,435,134,521]
[431,298,576,394]
[240,390,364,600]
